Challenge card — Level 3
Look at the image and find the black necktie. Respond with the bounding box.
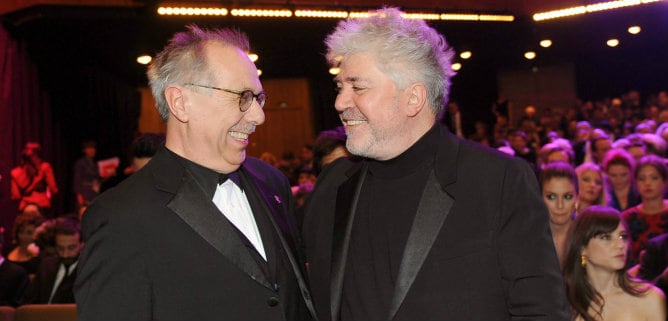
[218,171,243,191]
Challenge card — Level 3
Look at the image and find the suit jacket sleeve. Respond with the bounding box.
[75,197,152,321]
[639,236,668,293]
[496,160,570,320]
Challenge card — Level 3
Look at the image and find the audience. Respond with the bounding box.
[6,204,44,274]
[638,232,668,302]
[540,161,578,269]
[602,148,641,212]
[576,162,608,214]
[0,227,30,307]
[563,205,665,321]
[26,216,81,304]
[622,154,668,263]
[10,142,59,217]
[72,140,101,211]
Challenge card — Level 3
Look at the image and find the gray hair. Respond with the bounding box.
[147,24,250,121]
[325,7,455,115]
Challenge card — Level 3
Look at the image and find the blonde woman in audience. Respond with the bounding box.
[622,154,668,263]
[564,205,665,321]
[576,162,608,215]
[540,161,578,269]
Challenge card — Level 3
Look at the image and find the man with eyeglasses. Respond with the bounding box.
[75,24,315,321]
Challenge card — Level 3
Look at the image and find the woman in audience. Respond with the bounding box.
[622,154,668,262]
[538,142,574,169]
[6,204,44,274]
[540,161,578,269]
[576,162,607,215]
[564,205,665,321]
[602,148,640,212]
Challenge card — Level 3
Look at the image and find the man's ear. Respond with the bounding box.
[405,83,427,117]
[165,86,188,123]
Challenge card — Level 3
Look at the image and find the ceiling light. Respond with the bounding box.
[533,0,664,21]
[231,9,292,17]
[441,13,479,21]
[401,13,440,20]
[248,53,258,62]
[294,10,348,18]
[257,69,262,76]
[451,63,462,71]
[606,38,620,47]
[136,55,152,65]
[157,6,228,16]
[539,39,552,48]
[329,67,340,75]
[628,25,642,34]
[459,51,472,59]
[524,51,536,60]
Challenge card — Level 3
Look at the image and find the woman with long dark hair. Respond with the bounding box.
[564,205,665,321]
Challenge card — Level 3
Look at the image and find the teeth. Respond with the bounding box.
[230,132,249,140]
[346,120,366,126]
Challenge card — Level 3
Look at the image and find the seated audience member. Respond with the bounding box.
[0,228,30,307]
[7,205,45,274]
[624,133,648,162]
[538,142,574,169]
[622,154,668,263]
[564,205,665,321]
[540,161,578,269]
[576,162,608,214]
[508,129,537,165]
[311,126,350,176]
[590,134,613,166]
[26,217,82,304]
[602,148,640,212]
[639,233,668,300]
[99,132,165,193]
[128,133,165,173]
[259,151,279,168]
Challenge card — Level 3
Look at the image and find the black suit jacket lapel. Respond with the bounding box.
[330,162,368,321]
[239,167,319,320]
[164,165,273,291]
[388,170,453,320]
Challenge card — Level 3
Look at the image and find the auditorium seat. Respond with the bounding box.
[13,304,77,321]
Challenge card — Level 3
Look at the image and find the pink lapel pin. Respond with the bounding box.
[274,195,282,204]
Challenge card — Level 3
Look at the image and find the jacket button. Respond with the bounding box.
[267,296,280,307]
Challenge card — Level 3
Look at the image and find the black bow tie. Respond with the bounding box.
[218,171,243,190]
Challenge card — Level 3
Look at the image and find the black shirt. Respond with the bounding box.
[341,124,438,321]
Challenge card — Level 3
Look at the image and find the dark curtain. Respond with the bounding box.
[0,23,141,246]
[0,25,57,246]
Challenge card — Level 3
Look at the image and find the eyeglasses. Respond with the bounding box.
[184,83,267,112]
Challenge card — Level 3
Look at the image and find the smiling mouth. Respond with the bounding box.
[230,131,250,140]
[343,120,367,126]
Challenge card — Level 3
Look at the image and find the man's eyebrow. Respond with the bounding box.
[334,76,362,84]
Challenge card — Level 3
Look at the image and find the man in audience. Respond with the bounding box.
[302,7,569,320]
[27,217,81,304]
[75,24,315,321]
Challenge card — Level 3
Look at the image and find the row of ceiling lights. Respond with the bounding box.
[156,7,515,22]
[136,23,644,75]
[156,0,664,22]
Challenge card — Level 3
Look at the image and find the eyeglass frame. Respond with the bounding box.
[184,83,267,112]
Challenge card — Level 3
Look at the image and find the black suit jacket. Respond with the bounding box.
[0,259,30,307]
[27,255,77,304]
[75,148,315,321]
[302,125,569,321]
[639,233,668,295]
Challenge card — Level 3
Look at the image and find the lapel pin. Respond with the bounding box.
[274,195,282,204]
